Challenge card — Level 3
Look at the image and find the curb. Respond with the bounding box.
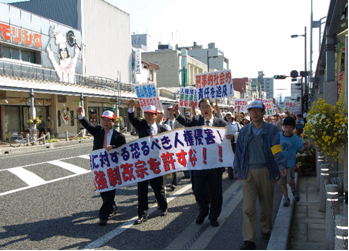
[267,172,299,250]
[0,138,93,155]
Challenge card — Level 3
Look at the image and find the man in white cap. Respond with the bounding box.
[76,106,126,226]
[232,100,287,250]
[172,98,227,228]
[128,99,168,224]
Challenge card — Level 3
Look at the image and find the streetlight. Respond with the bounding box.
[291,26,307,114]
[207,50,218,72]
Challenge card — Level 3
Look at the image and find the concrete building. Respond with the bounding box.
[141,45,207,88]
[177,42,229,72]
[0,1,174,140]
[11,0,132,83]
[251,75,274,99]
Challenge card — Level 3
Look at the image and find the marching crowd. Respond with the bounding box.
[76,98,307,250]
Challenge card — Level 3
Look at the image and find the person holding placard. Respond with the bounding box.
[172,98,228,228]
[76,106,126,227]
[128,99,168,225]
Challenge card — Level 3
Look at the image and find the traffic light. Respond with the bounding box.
[273,75,286,79]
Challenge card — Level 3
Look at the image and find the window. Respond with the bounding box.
[1,44,37,63]
[149,69,153,81]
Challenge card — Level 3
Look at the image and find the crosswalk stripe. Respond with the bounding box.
[78,154,90,159]
[48,160,90,175]
[8,167,46,186]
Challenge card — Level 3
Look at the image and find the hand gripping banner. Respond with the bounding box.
[89,126,234,193]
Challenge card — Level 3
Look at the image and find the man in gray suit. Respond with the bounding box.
[172,98,228,227]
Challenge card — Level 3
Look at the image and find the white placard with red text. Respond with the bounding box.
[255,98,274,115]
[89,127,233,192]
[134,83,162,111]
[234,99,248,112]
[195,70,233,100]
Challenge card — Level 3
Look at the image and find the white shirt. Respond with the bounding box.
[204,116,214,126]
[228,121,240,143]
[105,129,113,145]
[128,107,158,135]
[162,123,171,131]
[167,118,176,130]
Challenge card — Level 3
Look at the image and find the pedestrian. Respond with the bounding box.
[241,115,250,127]
[37,115,46,140]
[155,110,174,191]
[163,105,184,187]
[46,115,53,136]
[172,98,227,228]
[224,111,241,179]
[233,100,287,250]
[76,106,126,226]
[127,99,168,224]
[296,114,305,137]
[279,117,307,206]
[272,112,282,132]
[303,110,308,124]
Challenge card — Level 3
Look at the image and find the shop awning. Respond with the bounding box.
[0,76,176,103]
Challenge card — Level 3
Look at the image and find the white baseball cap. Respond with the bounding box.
[144,105,158,114]
[100,110,116,120]
[248,100,265,110]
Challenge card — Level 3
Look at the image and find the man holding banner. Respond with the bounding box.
[128,99,168,224]
[172,98,228,228]
[76,106,126,227]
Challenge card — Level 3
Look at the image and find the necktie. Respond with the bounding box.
[206,120,210,126]
[170,121,173,129]
[103,130,109,148]
[150,125,154,135]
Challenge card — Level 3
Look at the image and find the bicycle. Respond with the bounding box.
[8,132,35,147]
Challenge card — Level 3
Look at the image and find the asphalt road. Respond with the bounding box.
[0,140,282,250]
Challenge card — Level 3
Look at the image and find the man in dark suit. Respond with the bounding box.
[172,98,228,227]
[128,99,168,224]
[76,106,126,226]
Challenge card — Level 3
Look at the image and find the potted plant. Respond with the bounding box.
[304,99,348,162]
[295,149,315,176]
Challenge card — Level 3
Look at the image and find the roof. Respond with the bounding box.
[141,60,160,69]
[0,76,175,103]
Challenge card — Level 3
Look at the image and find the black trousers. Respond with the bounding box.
[38,128,45,138]
[193,168,223,221]
[137,176,167,217]
[99,189,116,220]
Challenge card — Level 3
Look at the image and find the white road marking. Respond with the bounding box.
[0,173,88,197]
[8,167,46,186]
[82,184,193,250]
[48,160,90,175]
[78,154,90,159]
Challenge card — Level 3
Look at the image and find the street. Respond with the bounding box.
[0,140,282,250]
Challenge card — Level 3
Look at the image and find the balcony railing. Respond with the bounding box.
[0,59,134,93]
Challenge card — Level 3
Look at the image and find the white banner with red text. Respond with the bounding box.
[89,126,233,193]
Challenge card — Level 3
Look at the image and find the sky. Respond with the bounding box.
[2,0,331,99]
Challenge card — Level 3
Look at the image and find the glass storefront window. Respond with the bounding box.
[5,106,20,137]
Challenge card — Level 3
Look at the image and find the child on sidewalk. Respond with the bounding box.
[279,117,307,206]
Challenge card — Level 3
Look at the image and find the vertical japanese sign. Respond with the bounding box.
[89,127,233,192]
[234,99,248,112]
[338,43,345,101]
[181,49,188,87]
[255,98,274,115]
[195,70,233,100]
[179,87,199,108]
[134,83,162,111]
[135,49,141,74]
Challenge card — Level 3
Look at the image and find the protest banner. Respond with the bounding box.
[134,83,162,111]
[285,102,299,113]
[89,126,233,193]
[255,98,274,115]
[195,70,233,100]
[234,99,248,112]
[179,87,198,108]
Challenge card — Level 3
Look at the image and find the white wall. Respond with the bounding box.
[83,0,131,83]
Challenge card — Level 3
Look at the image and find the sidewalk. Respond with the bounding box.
[289,173,327,250]
[0,131,138,155]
